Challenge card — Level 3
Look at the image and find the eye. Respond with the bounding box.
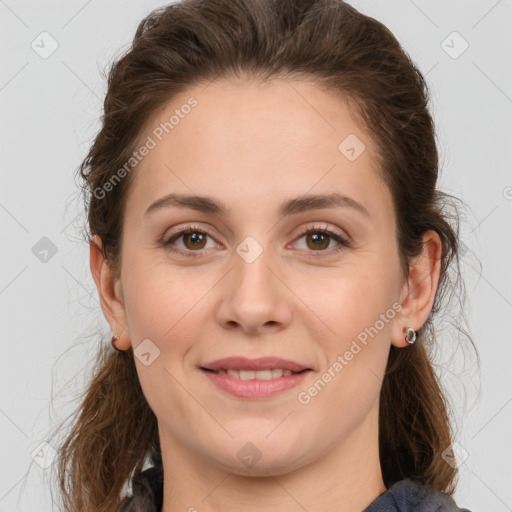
[291,223,351,255]
[161,223,351,258]
[161,224,218,258]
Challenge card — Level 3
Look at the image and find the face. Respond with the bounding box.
[100,78,415,476]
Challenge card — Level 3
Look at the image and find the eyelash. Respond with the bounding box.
[161,223,351,259]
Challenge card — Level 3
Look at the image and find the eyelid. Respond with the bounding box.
[292,222,351,246]
[161,222,351,258]
[163,223,219,241]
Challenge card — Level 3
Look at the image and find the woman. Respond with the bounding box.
[54,0,476,510]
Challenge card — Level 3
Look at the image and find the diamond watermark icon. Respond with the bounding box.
[441,31,469,59]
[237,442,263,468]
[31,441,57,469]
[31,31,59,59]
[338,134,366,162]
[134,338,161,366]
[441,441,469,469]
[236,236,263,264]
[32,237,58,263]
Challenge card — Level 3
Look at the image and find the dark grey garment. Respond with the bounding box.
[363,478,473,512]
[117,465,163,512]
[118,465,473,512]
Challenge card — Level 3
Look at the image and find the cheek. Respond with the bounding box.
[121,256,178,340]
[300,264,393,386]
[299,263,387,334]
[303,290,391,434]
[121,255,213,352]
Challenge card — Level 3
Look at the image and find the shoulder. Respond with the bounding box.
[363,478,474,512]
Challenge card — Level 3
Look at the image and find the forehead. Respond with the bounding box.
[125,78,393,225]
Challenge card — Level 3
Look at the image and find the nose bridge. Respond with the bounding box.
[215,233,291,332]
[232,234,278,302]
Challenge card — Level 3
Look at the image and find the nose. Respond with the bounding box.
[214,245,293,336]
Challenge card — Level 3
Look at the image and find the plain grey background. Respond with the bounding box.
[1,0,511,511]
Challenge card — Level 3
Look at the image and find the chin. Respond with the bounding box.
[205,436,313,477]
[216,453,308,477]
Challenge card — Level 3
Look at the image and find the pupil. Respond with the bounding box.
[309,232,328,250]
[191,233,201,244]
[187,232,204,247]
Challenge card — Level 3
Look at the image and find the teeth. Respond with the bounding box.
[218,369,295,380]
[240,370,255,381]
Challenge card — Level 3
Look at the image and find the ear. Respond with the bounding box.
[89,235,131,350]
[392,230,442,348]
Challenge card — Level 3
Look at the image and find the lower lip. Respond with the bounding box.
[201,369,311,399]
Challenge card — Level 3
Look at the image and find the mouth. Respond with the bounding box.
[200,365,312,399]
[200,367,310,380]
[199,356,313,398]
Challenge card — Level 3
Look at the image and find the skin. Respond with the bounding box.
[90,77,442,512]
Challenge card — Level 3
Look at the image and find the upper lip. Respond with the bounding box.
[201,356,311,372]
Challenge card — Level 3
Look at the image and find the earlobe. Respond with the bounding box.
[89,235,130,347]
[391,230,442,348]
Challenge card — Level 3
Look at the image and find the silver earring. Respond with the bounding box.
[404,327,417,345]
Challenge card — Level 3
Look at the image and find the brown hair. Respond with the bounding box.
[50,0,478,510]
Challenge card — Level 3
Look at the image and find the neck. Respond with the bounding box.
[159,406,386,512]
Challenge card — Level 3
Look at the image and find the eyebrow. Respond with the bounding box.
[144,192,371,219]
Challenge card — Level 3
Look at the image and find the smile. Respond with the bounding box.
[205,368,306,380]
[201,367,311,399]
